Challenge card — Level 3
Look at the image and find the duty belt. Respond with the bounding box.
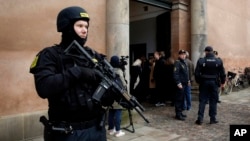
[201,74,217,79]
[40,116,98,134]
[69,118,98,130]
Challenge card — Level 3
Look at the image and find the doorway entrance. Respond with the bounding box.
[129,0,171,60]
[129,43,146,65]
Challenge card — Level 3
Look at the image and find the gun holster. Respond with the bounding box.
[40,116,73,134]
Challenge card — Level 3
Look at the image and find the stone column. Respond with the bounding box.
[191,0,207,65]
[106,0,129,82]
[106,0,134,125]
[171,0,190,60]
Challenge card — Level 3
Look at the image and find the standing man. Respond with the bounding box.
[194,46,226,125]
[30,6,113,141]
[153,51,167,107]
[183,51,194,111]
[173,50,190,120]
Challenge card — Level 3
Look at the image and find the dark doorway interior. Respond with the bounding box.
[129,43,146,65]
[156,12,171,58]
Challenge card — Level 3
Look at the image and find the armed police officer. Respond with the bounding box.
[194,46,226,125]
[29,6,114,141]
[173,50,190,121]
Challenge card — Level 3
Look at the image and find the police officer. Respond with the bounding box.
[194,46,226,125]
[29,6,113,141]
[173,50,190,121]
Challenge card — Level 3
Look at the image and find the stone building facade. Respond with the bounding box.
[0,0,250,140]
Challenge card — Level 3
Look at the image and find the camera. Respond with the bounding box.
[119,56,129,71]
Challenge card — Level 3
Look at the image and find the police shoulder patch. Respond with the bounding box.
[30,55,39,69]
[92,58,98,63]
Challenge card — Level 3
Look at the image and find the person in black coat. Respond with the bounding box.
[153,51,167,107]
[164,57,176,106]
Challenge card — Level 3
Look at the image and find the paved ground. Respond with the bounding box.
[107,86,250,141]
[26,86,250,141]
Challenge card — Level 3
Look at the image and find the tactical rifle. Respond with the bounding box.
[64,40,149,123]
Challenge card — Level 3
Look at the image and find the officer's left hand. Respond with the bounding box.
[100,89,115,106]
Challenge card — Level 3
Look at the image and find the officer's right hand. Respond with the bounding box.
[80,67,104,83]
[93,69,104,81]
[69,66,105,83]
[79,67,97,81]
[67,67,99,83]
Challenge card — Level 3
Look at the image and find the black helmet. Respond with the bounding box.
[57,6,90,32]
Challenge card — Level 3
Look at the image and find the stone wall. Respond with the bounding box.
[0,0,106,116]
[207,0,250,71]
[1,0,250,140]
[0,110,47,141]
[0,0,106,140]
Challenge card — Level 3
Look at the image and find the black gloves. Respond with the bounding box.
[80,67,104,82]
[67,67,103,83]
[118,99,132,109]
[93,69,104,81]
[79,67,96,81]
[100,89,115,106]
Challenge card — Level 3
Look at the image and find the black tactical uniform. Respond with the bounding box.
[30,6,112,141]
[194,46,226,125]
[173,50,190,120]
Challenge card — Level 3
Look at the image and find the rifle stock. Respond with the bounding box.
[64,40,149,123]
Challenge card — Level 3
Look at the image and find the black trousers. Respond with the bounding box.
[175,85,187,116]
[197,80,218,121]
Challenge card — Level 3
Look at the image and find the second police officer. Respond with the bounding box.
[173,50,190,121]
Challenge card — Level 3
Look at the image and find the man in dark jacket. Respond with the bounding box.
[194,46,226,125]
[173,50,190,120]
[29,6,113,141]
[153,51,167,107]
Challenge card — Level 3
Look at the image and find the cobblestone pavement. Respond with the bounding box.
[26,86,250,141]
[130,86,250,141]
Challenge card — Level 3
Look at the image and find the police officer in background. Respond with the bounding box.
[173,50,190,121]
[30,6,113,141]
[194,46,226,125]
